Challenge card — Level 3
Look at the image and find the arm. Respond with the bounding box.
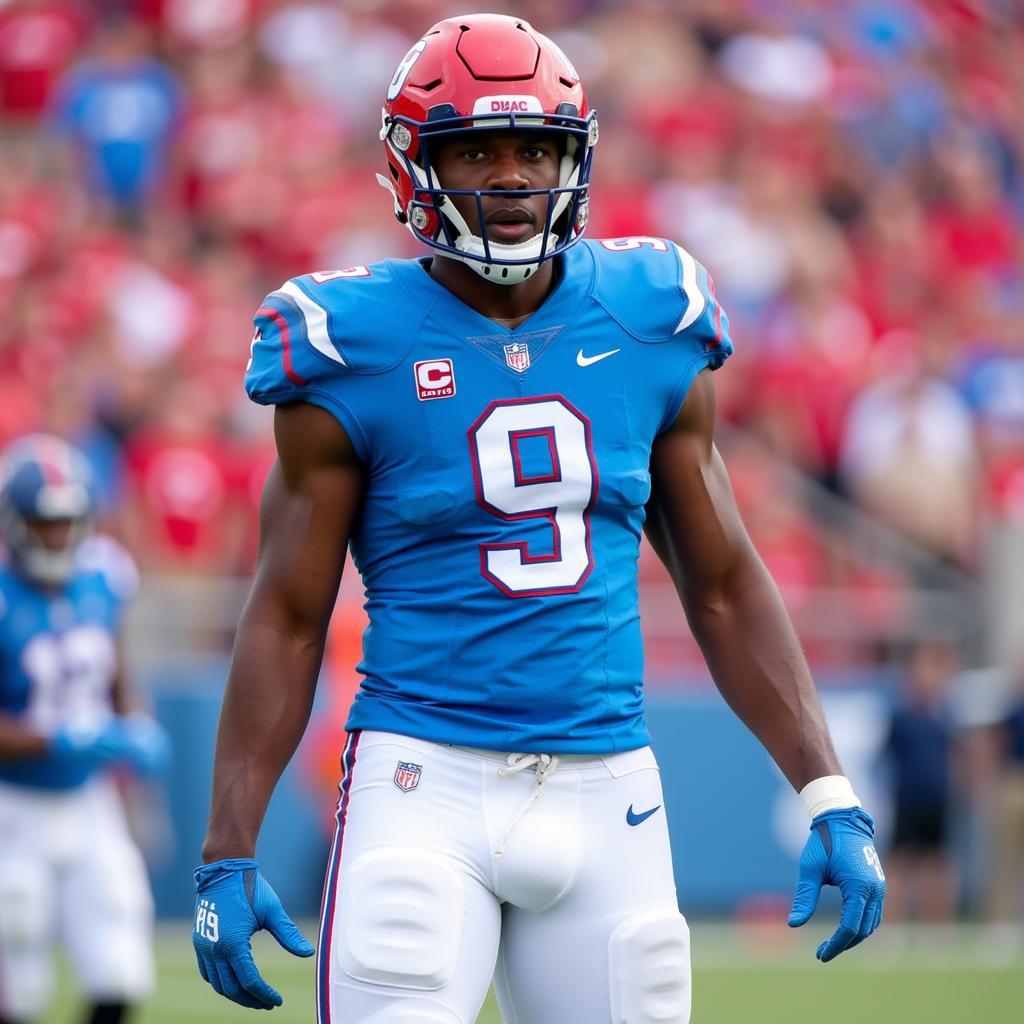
[644,369,839,790]
[646,369,885,960]
[203,401,366,861]
[0,714,48,758]
[193,402,365,1010]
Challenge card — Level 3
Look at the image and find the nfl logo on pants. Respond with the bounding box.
[394,761,422,792]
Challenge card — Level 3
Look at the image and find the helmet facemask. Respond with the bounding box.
[0,436,94,588]
[4,514,91,587]
[381,107,597,285]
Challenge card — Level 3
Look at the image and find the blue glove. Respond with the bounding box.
[788,806,886,962]
[49,720,134,774]
[193,858,314,1009]
[115,714,172,777]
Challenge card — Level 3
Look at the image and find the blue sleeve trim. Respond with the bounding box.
[249,387,370,463]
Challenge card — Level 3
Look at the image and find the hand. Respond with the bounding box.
[116,714,172,777]
[788,806,886,962]
[193,858,315,1009]
[49,719,133,774]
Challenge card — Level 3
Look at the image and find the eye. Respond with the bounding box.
[524,144,555,161]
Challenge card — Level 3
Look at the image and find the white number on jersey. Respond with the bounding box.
[469,396,597,597]
[600,237,670,252]
[21,625,117,733]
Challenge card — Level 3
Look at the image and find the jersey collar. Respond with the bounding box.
[398,244,596,337]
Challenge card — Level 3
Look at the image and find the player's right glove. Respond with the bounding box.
[788,806,886,962]
[48,719,135,775]
[193,858,315,1010]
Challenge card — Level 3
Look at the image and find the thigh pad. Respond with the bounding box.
[337,847,464,991]
[609,907,691,1024]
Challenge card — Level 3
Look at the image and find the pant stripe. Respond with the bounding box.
[316,730,361,1024]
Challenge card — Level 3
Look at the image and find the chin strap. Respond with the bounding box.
[452,228,559,285]
[383,131,583,286]
[375,173,404,222]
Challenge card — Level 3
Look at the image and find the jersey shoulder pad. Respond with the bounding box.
[585,237,733,366]
[245,259,426,405]
[75,534,138,605]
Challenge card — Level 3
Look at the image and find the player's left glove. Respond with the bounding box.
[193,858,314,1010]
[788,806,886,962]
[115,713,172,777]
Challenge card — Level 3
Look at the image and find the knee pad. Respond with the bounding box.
[609,907,691,1024]
[0,860,50,946]
[337,847,464,991]
[67,842,154,1003]
[77,946,154,1005]
[0,859,53,1020]
[79,839,154,921]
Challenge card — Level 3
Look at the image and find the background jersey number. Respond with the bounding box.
[468,395,598,597]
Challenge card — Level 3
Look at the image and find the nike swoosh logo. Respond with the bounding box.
[576,347,620,367]
[626,803,661,827]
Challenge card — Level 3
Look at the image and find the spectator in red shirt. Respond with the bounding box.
[927,133,1016,277]
[0,0,90,123]
[121,377,246,575]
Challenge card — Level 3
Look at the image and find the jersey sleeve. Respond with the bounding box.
[76,534,139,612]
[658,242,734,432]
[244,280,370,460]
[671,242,733,367]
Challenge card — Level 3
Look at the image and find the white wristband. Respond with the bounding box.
[799,775,861,820]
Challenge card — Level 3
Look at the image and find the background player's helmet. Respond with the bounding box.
[0,434,94,586]
[379,14,598,285]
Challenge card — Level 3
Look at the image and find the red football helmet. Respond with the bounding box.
[379,14,598,284]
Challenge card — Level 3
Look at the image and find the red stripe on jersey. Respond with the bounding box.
[707,272,723,348]
[256,306,308,387]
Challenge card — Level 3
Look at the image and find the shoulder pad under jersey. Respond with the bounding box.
[245,260,429,395]
[75,534,139,604]
[585,237,733,365]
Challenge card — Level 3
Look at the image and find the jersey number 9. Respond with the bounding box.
[469,396,597,597]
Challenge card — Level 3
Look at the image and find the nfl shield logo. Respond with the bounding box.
[393,761,422,792]
[503,342,531,373]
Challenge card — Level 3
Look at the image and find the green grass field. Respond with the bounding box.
[42,922,1024,1023]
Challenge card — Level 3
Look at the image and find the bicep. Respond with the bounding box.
[246,403,366,640]
[645,370,759,602]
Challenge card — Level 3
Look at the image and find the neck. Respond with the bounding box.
[428,255,557,325]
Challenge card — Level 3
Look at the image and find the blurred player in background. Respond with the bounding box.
[0,435,169,1024]
[883,640,958,922]
[194,14,886,1023]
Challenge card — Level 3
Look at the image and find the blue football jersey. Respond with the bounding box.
[246,237,733,752]
[0,559,125,789]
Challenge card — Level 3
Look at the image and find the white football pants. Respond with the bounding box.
[0,776,155,1021]
[318,730,690,1024]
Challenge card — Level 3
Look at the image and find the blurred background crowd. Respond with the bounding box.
[1,0,1022,925]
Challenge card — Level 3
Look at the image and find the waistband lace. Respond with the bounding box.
[494,752,559,858]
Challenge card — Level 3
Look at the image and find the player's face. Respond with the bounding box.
[26,518,74,552]
[432,131,561,245]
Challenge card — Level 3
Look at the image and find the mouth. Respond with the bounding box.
[484,207,537,243]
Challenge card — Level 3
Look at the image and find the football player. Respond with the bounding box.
[194,14,886,1023]
[0,435,169,1024]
